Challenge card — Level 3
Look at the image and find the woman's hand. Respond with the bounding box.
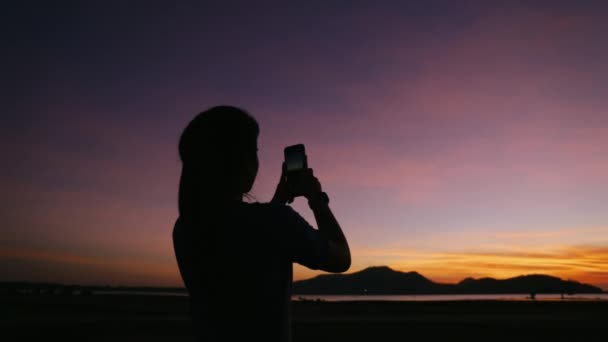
[298,169,323,201]
[272,163,325,204]
[271,163,293,204]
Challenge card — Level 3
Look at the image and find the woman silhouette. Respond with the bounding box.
[173,106,351,342]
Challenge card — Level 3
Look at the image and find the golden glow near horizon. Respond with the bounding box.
[3,241,607,290]
[294,244,608,289]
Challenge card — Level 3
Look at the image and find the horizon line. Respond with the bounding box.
[2,266,606,291]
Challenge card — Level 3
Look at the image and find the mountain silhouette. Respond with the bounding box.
[293,266,443,294]
[293,266,603,295]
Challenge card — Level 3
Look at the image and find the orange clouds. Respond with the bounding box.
[350,245,608,290]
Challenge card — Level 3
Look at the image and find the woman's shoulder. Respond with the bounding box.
[240,202,299,220]
[247,201,299,211]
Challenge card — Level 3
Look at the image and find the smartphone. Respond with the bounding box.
[284,144,308,172]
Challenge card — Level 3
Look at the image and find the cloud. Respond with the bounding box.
[5,2,608,290]
[0,246,182,287]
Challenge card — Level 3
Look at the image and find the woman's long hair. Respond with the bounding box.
[178,106,259,223]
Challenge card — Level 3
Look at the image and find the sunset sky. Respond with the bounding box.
[2,1,608,290]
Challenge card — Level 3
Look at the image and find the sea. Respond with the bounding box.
[91,291,608,301]
[292,293,608,301]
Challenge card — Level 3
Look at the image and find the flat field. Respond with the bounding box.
[3,295,607,341]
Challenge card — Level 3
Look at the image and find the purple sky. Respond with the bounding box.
[2,1,608,288]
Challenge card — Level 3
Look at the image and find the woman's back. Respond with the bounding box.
[173,202,320,341]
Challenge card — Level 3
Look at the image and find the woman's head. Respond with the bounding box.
[178,106,259,218]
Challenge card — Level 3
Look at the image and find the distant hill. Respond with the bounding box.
[293,266,603,295]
